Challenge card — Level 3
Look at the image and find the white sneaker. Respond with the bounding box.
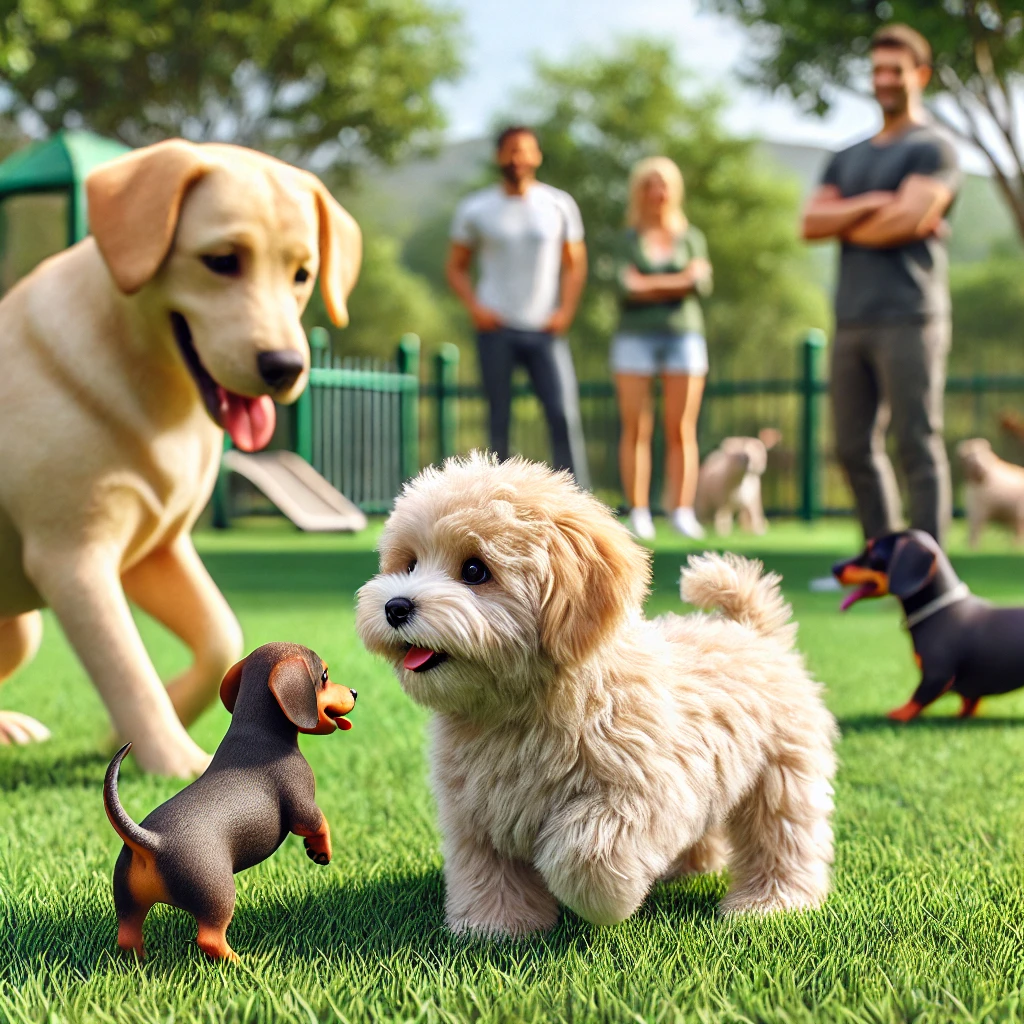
[671,506,705,540]
[628,507,656,540]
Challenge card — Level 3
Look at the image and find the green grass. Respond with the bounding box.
[3,517,1024,1023]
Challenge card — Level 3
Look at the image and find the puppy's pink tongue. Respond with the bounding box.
[840,584,873,612]
[219,389,276,452]
[404,647,436,670]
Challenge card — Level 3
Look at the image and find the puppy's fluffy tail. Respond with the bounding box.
[680,552,797,649]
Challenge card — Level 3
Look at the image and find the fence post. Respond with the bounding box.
[434,343,459,463]
[211,435,232,529]
[799,329,827,522]
[397,333,421,481]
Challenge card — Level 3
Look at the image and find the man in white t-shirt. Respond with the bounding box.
[446,126,590,486]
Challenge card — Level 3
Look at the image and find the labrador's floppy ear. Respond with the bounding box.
[268,656,319,730]
[220,657,248,714]
[539,490,651,665]
[889,531,940,599]
[311,180,362,328]
[86,139,209,294]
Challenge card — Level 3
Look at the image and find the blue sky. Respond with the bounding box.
[435,0,880,151]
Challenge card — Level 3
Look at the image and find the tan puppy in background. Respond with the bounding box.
[957,437,1024,548]
[695,428,781,535]
[0,140,361,774]
[356,455,837,939]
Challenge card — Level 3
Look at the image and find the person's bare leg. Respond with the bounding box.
[663,373,706,511]
[615,374,655,509]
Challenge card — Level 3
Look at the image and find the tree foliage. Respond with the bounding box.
[497,39,829,378]
[0,0,462,169]
[305,230,460,363]
[703,0,1024,236]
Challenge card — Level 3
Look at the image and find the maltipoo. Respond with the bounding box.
[356,454,837,939]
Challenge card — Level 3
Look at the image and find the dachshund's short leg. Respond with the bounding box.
[122,534,243,729]
[293,814,332,866]
[888,674,955,722]
[117,908,151,959]
[196,917,239,962]
[957,696,981,718]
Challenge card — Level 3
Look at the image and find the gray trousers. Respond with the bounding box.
[477,328,590,489]
[830,319,951,544]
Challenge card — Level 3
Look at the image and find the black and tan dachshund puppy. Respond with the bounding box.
[833,530,1024,722]
[104,642,356,961]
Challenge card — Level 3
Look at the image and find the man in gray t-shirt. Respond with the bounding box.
[802,23,961,545]
[446,126,590,486]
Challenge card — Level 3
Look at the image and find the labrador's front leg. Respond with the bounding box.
[122,534,243,728]
[24,544,211,777]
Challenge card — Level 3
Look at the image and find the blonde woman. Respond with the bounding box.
[612,156,712,540]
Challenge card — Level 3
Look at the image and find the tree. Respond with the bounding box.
[0,0,462,170]
[703,0,1024,238]
[304,229,461,362]
[492,39,829,378]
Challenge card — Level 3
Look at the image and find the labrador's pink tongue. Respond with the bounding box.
[219,389,276,452]
[404,646,436,670]
[840,584,873,612]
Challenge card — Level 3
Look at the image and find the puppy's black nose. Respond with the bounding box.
[349,689,358,701]
[384,597,414,628]
[258,350,305,391]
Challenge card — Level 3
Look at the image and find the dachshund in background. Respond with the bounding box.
[834,530,1024,721]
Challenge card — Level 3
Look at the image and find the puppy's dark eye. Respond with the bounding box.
[295,267,310,284]
[461,558,490,585]
[407,559,417,574]
[321,668,329,684]
[201,253,240,276]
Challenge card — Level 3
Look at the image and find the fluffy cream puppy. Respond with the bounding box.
[356,455,837,939]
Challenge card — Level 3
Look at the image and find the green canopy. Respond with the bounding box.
[0,130,130,244]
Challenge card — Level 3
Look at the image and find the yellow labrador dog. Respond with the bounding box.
[0,140,360,776]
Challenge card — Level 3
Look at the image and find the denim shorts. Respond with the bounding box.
[611,331,709,376]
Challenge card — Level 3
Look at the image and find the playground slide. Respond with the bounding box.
[221,450,368,532]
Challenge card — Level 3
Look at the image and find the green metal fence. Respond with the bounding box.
[294,328,421,514]
[418,331,1024,520]
[218,327,1024,523]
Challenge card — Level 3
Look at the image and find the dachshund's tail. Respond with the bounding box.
[680,552,797,649]
[104,743,161,856]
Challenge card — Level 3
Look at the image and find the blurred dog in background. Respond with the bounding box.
[957,437,1024,548]
[695,428,781,535]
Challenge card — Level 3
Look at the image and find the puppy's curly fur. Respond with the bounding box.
[356,454,837,939]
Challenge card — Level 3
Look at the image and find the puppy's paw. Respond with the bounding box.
[446,888,559,941]
[887,700,922,723]
[304,838,331,865]
[719,882,828,915]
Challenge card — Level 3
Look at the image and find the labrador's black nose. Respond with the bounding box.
[384,597,414,628]
[258,350,305,391]
[349,689,358,701]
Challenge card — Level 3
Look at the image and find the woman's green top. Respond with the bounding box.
[614,223,712,336]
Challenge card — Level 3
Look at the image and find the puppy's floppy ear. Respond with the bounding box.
[890,531,940,599]
[86,139,209,294]
[540,495,651,664]
[310,180,362,327]
[268,656,319,730]
[220,657,247,714]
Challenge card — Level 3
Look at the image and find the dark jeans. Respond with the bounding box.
[476,328,590,488]
[830,319,951,544]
